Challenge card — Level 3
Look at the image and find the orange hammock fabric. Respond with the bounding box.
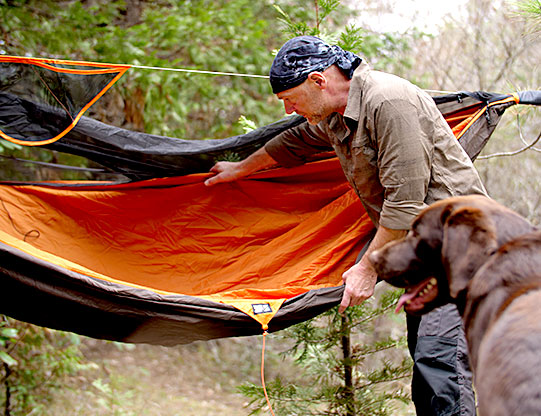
[0,158,373,333]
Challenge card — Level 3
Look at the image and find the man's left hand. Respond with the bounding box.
[339,260,378,314]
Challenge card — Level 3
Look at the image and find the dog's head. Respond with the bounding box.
[370,198,498,315]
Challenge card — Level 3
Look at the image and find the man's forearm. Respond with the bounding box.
[237,146,277,174]
[363,225,407,264]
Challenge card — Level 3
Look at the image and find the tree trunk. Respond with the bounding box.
[341,315,355,416]
[3,362,11,416]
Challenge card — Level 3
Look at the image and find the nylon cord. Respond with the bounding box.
[261,330,276,416]
[131,64,269,79]
[130,65,455,93]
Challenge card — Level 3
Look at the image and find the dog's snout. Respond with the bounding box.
[368,249,381,267]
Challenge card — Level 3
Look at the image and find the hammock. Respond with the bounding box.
[0,56,540,345]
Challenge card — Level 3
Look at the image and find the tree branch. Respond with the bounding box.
[477,130,541,160]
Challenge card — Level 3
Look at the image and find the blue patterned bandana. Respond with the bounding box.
[269,36,362,94]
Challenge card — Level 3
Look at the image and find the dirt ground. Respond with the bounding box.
[47,335,290,415]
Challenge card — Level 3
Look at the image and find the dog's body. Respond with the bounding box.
[369,195,541,416]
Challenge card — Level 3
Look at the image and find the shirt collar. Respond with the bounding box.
[343,60,370,124]
[320,61,370,143]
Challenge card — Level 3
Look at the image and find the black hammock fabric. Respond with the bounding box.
[0,56,128,146]
[1,90,538,181]
[0,87,539,345]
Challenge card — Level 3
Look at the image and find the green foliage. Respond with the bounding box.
[515,0,541,18]
[0,316,93,415]
[514,0,541,32]
[90,376,137,416]
[0,139,21,153]
[273,4,318,37]
[273,0,362,48]
[238,115,258,134]
[338,25,366,55]
[215,150,242,162]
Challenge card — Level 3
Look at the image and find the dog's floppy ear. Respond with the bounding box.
[442,206,498,299]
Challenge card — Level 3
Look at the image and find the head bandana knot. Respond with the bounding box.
[269,36,362,94]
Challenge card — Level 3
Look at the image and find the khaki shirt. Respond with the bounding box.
[265,61,487,229]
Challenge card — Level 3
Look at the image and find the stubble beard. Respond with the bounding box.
[304,102,328,125]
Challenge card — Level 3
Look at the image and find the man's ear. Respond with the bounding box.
[308,72,327,90]
[442,207,497,298]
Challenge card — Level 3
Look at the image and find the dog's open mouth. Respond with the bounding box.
[395,277,438,314]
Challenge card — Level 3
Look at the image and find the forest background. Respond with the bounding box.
[0,0,540,415]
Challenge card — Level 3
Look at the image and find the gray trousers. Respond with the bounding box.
[407,305,475,416]
[356,238,476,415]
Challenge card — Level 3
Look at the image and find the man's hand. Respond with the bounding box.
[204,147,277,187]
[204,161,244,186]
[339,260,378,314]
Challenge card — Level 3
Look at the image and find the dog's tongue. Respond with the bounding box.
[395,291,418,314]
[394,278,433,313]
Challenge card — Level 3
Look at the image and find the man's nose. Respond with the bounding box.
[283,101,295,114]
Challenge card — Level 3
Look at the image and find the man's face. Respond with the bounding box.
[276,77,328,125]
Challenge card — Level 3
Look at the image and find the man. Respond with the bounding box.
[205,36,485,415]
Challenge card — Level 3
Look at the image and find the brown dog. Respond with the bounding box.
[369,195,541,416]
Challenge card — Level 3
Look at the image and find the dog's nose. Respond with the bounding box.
[368,250,381,268]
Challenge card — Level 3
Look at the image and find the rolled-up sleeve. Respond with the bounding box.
[381,199,428,229]
[375,99,432,229]
[265,121,333,167]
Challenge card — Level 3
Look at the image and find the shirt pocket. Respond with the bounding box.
[350,131,378,167]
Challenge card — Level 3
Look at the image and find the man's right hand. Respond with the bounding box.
[204,161,244,186]
[204,147,278,187]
